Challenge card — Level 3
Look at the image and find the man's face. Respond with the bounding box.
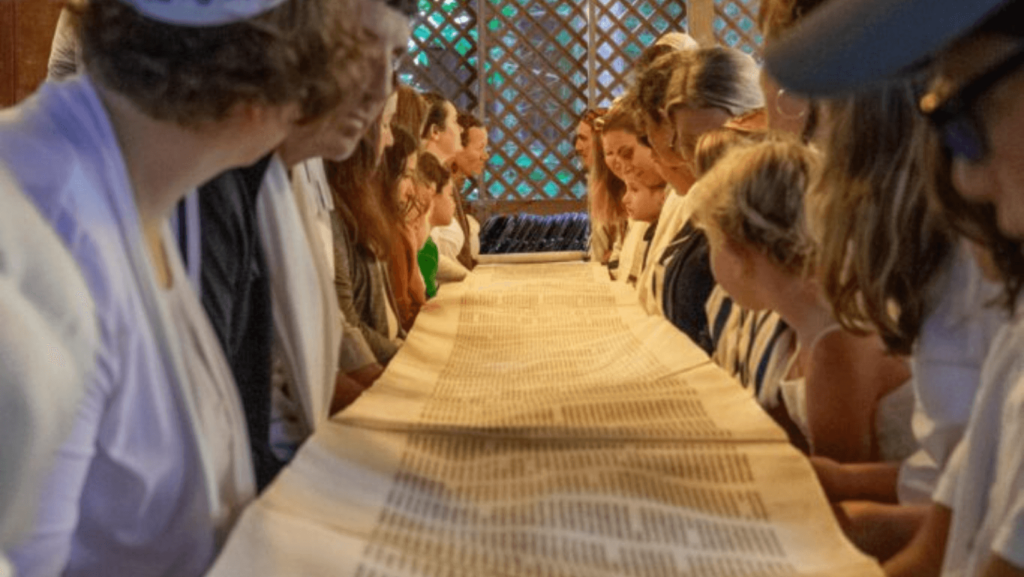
[575,121,594,169]
[453,126,489,177]
[316,1,411,161]
[940,34,1024,238]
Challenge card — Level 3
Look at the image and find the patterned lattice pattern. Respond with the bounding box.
[714,0,763,57]
[399,0,762,204]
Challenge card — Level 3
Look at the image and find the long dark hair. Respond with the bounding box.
[325,125,395,259]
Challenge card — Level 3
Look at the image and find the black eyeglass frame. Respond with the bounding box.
[919,42,1024,162]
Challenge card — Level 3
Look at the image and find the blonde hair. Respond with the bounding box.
[588,108,628,229]
[664,47,764,118]
[692,127,769,178]
[692,136,818,274]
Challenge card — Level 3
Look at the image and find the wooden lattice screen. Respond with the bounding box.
[398,0,762,208]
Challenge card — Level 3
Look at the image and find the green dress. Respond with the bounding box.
[417,237,439,298]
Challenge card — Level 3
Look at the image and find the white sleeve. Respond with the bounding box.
[933,437,967,508]
[430,222,465,259]
[991,413,1024,568]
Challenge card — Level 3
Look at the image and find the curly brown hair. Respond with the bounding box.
[76,0,363,127]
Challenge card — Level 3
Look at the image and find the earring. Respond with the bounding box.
[775,88,807,120]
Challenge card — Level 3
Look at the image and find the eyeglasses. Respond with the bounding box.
[919,42,1024,162]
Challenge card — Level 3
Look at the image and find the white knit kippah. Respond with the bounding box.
[117,0,289,26]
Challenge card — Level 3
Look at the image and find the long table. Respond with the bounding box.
[209,262,883,577]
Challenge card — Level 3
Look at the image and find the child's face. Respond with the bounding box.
[626,142,665,188]
[703,225,768,311]
[623,178,665,223]
[429,180,456,228]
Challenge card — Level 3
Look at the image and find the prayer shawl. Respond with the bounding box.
[0,75,253,577]
[257,156,341,435]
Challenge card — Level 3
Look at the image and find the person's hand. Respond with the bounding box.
[347,363,384,388]
[810,455,847,502]
[330,373,367,414]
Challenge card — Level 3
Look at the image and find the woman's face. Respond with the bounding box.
[601,129,637,180]
[432,102,463,162]
[645,110,689,171]
[669,105,733,163]
[940,34,1024,239]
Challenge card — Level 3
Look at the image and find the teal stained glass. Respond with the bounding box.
[398,0,757,204]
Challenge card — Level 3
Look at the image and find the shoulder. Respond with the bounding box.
[811,328,909,391]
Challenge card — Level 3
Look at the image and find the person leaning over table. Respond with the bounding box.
[767,0,1024,575]
[802,81,1002,562]
[626,46,763,354]
[587,108,628,266]
[192,0,414,480]
[0,0,366,575]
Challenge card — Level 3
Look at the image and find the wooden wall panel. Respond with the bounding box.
[0,1,64,108]
[0,3,15,107]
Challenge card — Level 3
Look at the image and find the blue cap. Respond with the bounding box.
[118,0,289,26]
[764,0,1012,96]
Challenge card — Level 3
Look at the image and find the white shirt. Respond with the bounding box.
[431,219,466,259]
[260,157,342,452]
[291,158,335,278]
[0,168,96,573]
[934,311,1024,576]
[613,219,649,283]
[1,75,253,577]
[898,242,1004,504]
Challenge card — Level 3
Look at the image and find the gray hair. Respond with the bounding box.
[664,47,764,117]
